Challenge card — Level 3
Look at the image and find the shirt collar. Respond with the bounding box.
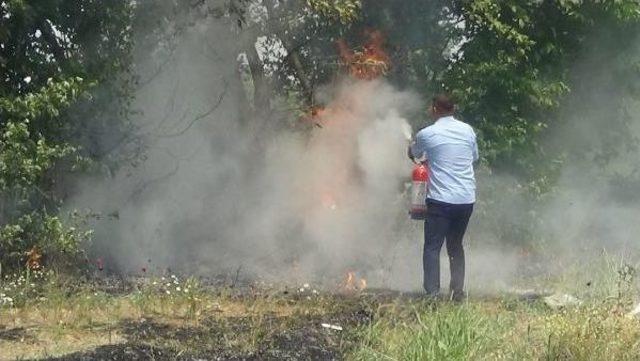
[435,115,455,123]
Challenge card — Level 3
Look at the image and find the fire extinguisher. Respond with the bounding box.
[409,163,429,220]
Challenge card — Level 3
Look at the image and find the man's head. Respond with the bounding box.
[430,94,455,119]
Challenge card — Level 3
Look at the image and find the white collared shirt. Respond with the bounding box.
[411,116,478,204]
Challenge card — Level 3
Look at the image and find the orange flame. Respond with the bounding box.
[340,271,367,293]
[26,246,42,270]
[337,30,390,80]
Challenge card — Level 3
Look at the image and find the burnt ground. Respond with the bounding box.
[1,277,555,361]
[29,309,372,361]
[2,275,395,361]
[17,302,371,361]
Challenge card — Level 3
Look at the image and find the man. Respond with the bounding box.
[409,94,478,301]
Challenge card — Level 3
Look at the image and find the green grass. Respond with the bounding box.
[349,298,640,360]
[351,302,499,361]
[348,254,640,361]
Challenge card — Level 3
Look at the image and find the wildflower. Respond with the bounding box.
[166,290,171,295]
[176,287,181,291]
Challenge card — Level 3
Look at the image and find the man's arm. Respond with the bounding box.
[407,143,416,162]
[409,129,428,162]
[471,129,479,162]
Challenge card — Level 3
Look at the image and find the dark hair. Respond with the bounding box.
[432,94,455,113]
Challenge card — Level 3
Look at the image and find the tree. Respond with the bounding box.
[444,0,640,183]
[0,0,133,269]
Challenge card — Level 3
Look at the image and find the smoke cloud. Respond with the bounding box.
[69,11,431,289]
[70,4,640,294]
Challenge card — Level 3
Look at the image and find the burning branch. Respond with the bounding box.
[337,30,391,80]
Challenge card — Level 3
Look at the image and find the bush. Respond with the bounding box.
[0,79,92,272]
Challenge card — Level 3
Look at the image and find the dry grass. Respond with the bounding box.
[0,275,368,360]
[2,256,640,360]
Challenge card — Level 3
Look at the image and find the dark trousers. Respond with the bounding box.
[423,199,474,297]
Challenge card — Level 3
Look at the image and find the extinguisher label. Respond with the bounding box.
[411,181,427,208]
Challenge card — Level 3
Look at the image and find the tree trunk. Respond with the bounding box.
[246,44,271,118]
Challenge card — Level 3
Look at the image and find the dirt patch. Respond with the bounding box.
[0,326,33,342]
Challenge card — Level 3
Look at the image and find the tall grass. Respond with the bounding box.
[349,255,640,360]
[351,303,505,361]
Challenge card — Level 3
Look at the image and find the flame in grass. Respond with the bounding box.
[337,30,390,80]
[26,246,42,270]
[340,271,367,293]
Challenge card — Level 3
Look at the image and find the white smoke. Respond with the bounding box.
[70,11,427,289]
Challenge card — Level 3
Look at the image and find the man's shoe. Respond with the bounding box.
[450,291,466,303]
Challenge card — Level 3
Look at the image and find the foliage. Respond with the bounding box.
[0,1,133,272]
[0,78,87,196]
[307,0,361,24]
[240,0,640,188]
[1,0,640,269]
[0,79,94,268]
[445,0,640,177]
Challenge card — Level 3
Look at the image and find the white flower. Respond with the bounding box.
[165,290,171,295]
[176,287,181,291]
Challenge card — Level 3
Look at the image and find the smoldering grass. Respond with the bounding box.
[529,252,639,305]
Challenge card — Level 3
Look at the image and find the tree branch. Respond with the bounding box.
[158,81,228,138]
[38,19,67,66]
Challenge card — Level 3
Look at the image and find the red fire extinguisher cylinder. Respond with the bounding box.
[410,164,429,220]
